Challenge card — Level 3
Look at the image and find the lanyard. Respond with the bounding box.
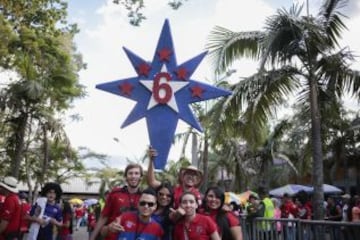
[134,216,150,240]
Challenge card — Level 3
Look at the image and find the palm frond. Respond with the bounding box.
[261,5,304,67]
[318,0,348,47]
[206,26,263,73]
[317,48,360,99]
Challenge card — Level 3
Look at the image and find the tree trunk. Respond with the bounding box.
[202,136,209,191]
[12,113,28,179]
[40,123,49,183]
[309,77,324,220]
[191,133,198,167]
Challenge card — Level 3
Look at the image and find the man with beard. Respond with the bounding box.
[90,163,143,240]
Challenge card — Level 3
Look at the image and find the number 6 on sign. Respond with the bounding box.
[153,72,172,104]
[95,19,232,169]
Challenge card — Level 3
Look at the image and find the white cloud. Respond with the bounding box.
[66,0,360,166]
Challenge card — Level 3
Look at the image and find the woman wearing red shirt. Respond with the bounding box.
[173,192,220,240]
[58,201,73,240]
[200,186,242,240]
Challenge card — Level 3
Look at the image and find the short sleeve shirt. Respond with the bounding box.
[0,193,21,235]
[200,209,240,236]
[116,212,164,240]
[173,214,218,240]
[31,203,62,240]
[101,186,141,240]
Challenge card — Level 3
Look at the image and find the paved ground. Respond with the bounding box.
[22,227,89,240]
[73,226,89,239]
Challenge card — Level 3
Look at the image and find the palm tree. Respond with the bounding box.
[206,0,360,220]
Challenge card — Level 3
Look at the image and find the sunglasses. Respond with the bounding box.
[139,201,156,207]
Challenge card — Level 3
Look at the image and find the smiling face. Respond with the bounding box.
[205,189,222,210]
[157,186,172,208]
[182,170,200,188]
[138,193,157,220]
[180,192,198,217]
[125,166,142,189]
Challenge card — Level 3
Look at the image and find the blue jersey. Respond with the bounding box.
[152,212,172,240]
[117,211,164,240]
[30,203,62,240]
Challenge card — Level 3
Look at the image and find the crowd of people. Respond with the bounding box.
[233,187,360,240]
[87,147,243,240]
[0,147,359,240]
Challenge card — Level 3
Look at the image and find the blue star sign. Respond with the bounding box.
[96,19,232,169]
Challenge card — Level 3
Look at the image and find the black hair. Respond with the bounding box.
[155,181,174,207]
[230,201,241,212]
[141,187,157,198]
[296,190,309,205]
[18,191,28,200]
[62,200,73,234]
[155,182,174,237]
[41,182,62,201]
[202,186,234,240]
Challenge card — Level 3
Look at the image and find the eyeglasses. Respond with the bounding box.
[139,201,156,207]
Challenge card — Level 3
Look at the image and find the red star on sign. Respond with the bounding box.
[175,67,188,80]
[137,62,151,77]
[158,48,172,62]
[191,85,204,98]
[119,82,133,96]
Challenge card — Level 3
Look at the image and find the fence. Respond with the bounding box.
[240,216,360,240]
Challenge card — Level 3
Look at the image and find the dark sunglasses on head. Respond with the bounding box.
[139,201,156,207]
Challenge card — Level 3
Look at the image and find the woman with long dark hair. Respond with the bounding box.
[57,200,73,240]
[153,181,174,240]
[173,191,220,240]
[200,186,243,240]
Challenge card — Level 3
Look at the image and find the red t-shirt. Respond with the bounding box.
[58,213,72,236]
[173,214,218,240]
[0,193,21,237]
[173,185,202,209]
[280,200,298,218]
[88,212,96,230]
[75,206,85,218]
[116,212,164,239]
[20,202,31,232]
[101,186,141,240]
[201,209,240,236]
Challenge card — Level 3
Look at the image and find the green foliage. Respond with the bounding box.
[112,0,189,26]
[205,0,360,220]
[0,0,86,183]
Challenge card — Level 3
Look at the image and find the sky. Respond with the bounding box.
[64,0,360,169]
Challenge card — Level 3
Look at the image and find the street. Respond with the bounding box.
[73,225,89,239]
